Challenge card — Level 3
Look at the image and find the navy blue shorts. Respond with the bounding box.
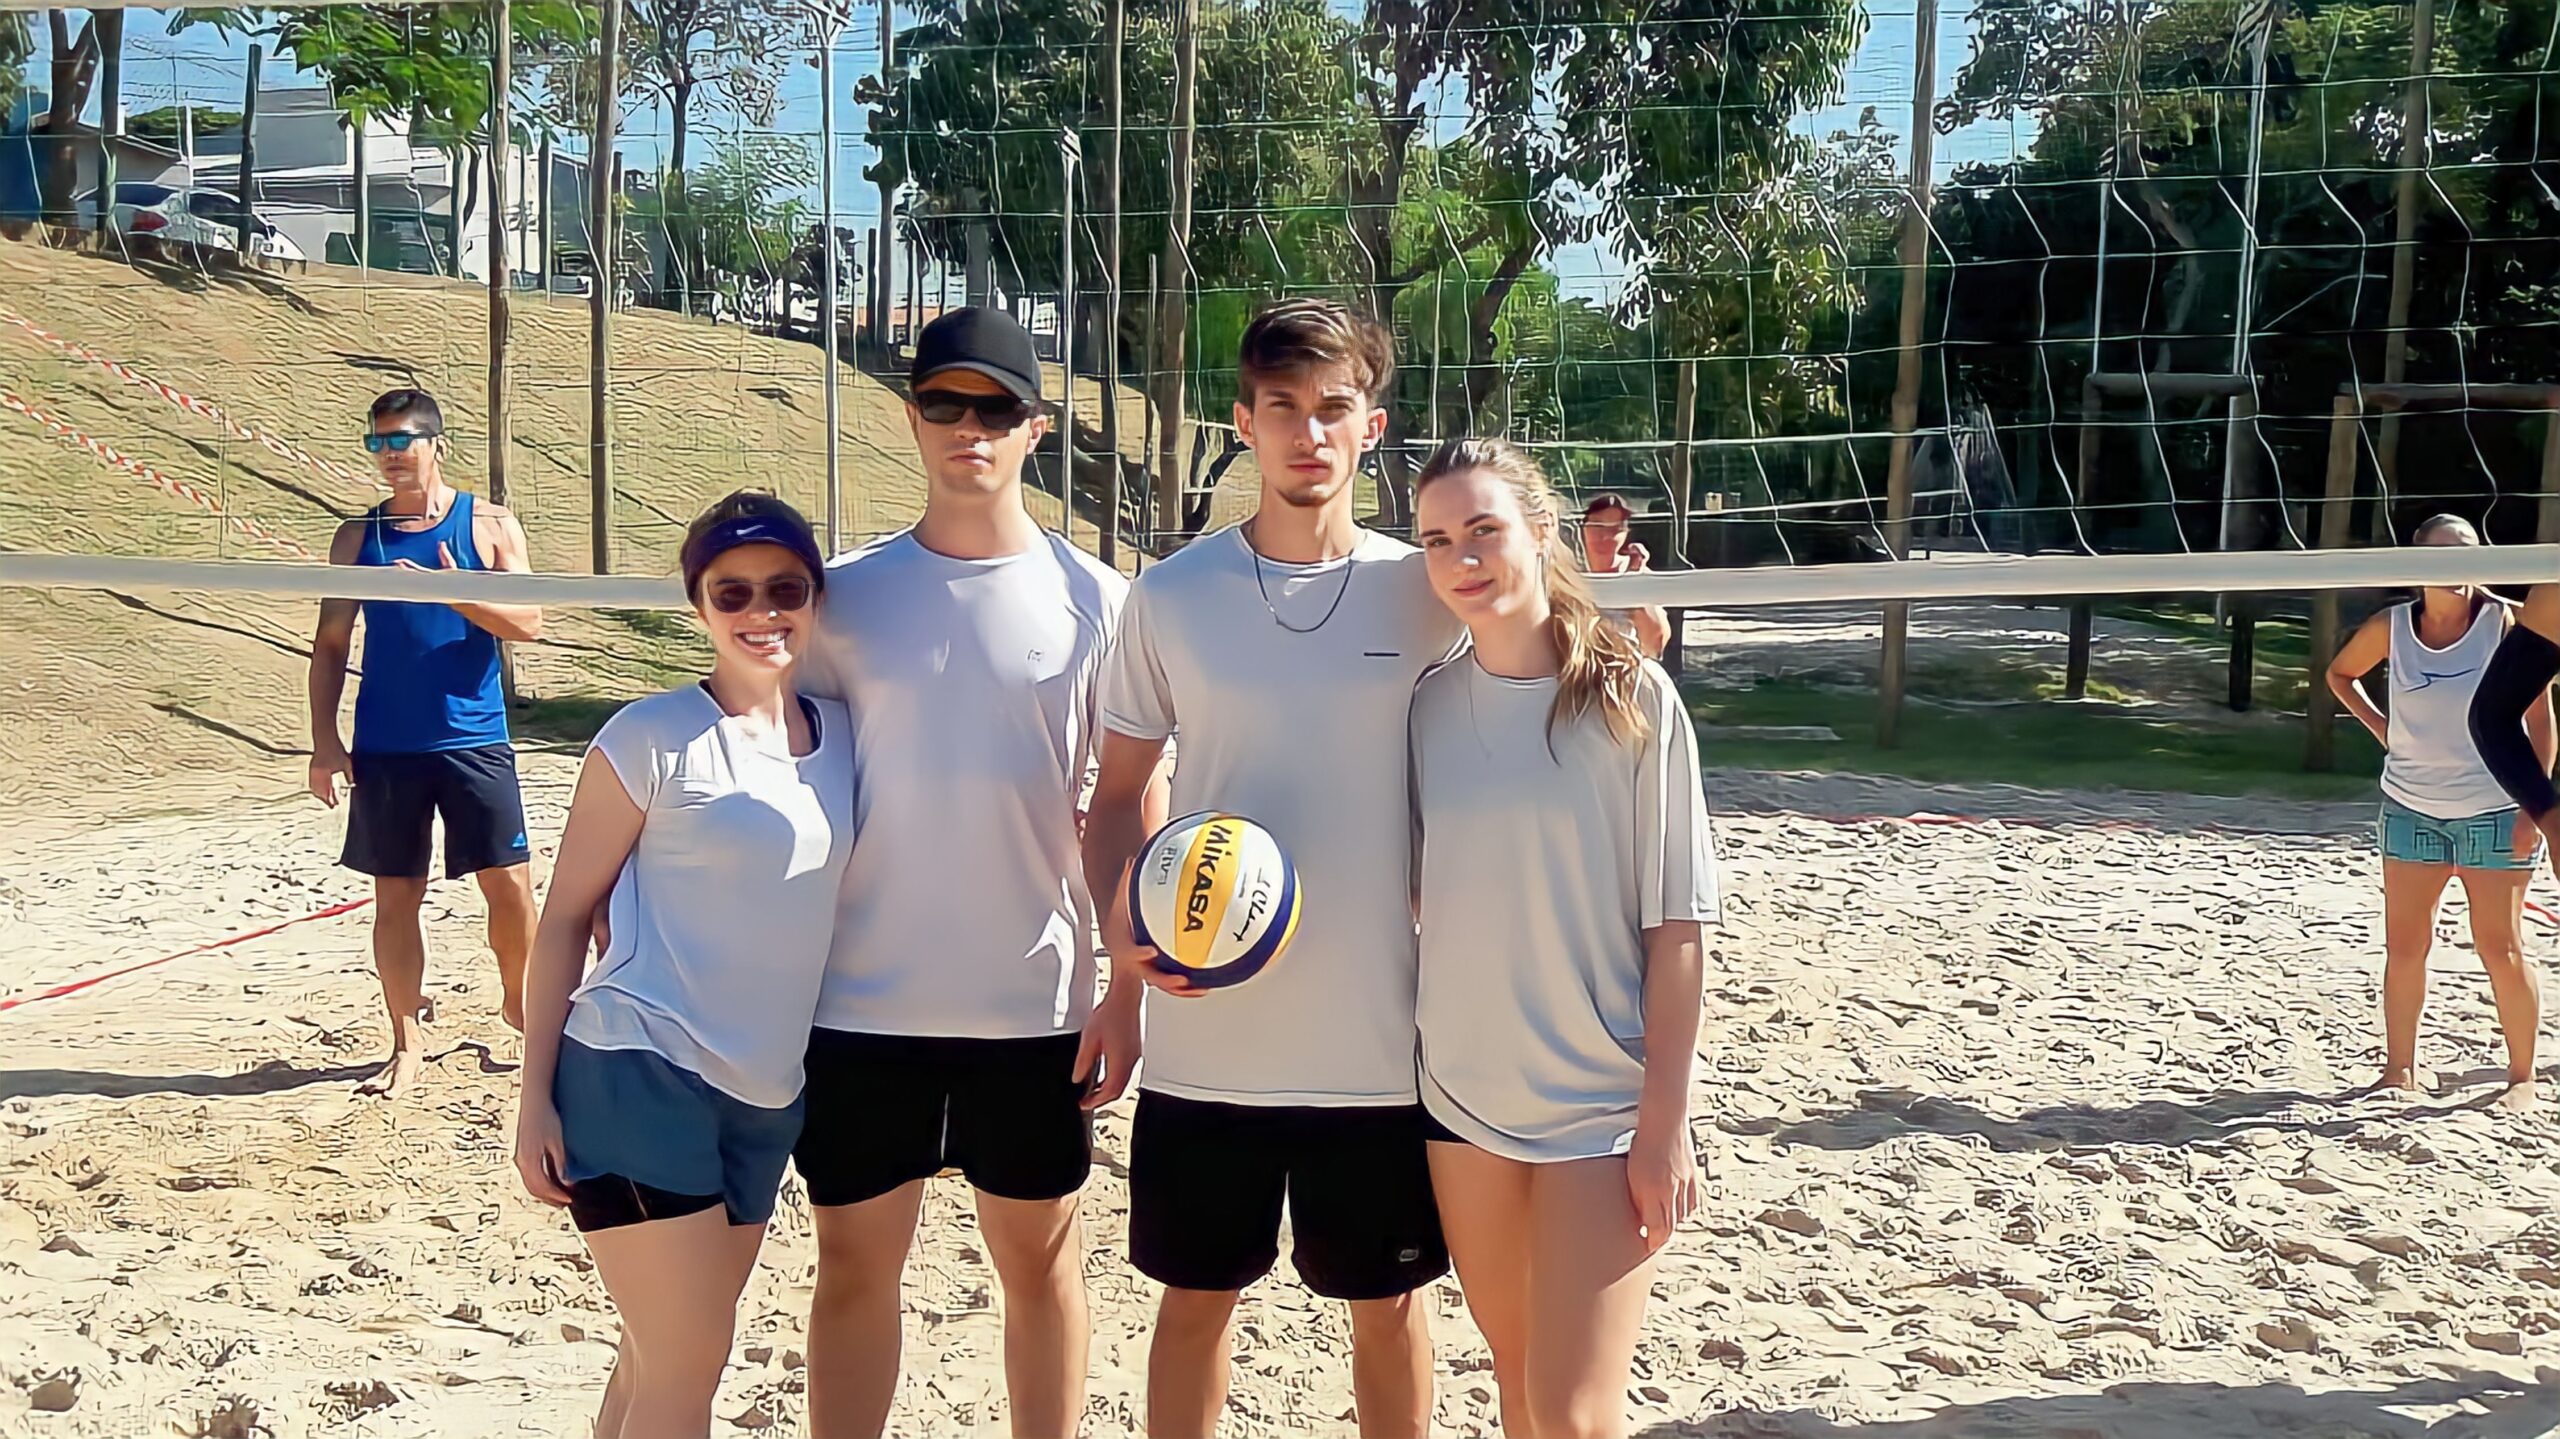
[552,1038,804,1231]
[341,744,530,881]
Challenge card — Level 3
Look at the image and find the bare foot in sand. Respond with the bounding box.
[2373,1064,2434,1096]
[501,990,524,1034]
[358,1047,423,1098]
[2493,1080,2540,1113]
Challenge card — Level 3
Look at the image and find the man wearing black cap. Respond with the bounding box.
[791,307,1164,1438]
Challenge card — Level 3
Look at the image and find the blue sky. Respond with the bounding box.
[76,1,2034,300]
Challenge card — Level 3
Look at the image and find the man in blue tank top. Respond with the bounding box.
[307,388,544,1099]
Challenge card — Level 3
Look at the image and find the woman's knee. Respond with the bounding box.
[1523,1377,1626,1439]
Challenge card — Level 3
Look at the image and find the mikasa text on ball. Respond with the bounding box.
[1128,812,1301,988]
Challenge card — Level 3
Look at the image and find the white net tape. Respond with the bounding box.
[5,542,2555,611]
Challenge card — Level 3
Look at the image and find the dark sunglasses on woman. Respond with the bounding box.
[913,391,1040,430]
[706,576,814,614]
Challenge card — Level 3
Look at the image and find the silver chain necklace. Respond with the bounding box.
[1244,521,1356,635]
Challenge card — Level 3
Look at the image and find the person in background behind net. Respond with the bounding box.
[2472,582,2560,885]
[308,388,542,1099]
[1579,493,1670,659]
[2325,514,2551,1112]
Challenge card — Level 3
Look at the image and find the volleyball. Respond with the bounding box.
[1127,812,1301,989]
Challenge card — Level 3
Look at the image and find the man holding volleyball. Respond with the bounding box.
[792,308,1160,1438]
[1084,298,1464,1439]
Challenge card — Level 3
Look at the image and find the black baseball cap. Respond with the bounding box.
[911,307,1043,403]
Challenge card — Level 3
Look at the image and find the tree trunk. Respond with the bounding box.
[42,12,99,226]
[668,77,692,314]
[1459,242,1533,429]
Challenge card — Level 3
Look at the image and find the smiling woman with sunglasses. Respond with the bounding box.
[512,490,855,1439]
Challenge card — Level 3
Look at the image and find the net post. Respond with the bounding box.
[1668,358,1697,677]
[2306,392,2362,771]
[488,0,512,511]
[588,0,621,577]
[2067,377,2100,698]
[2065,603,2091,699]
[1099,0,1125,567]
[2224,392,2259,710]
[1879,0,1940,748]
[2538,387,2560,545]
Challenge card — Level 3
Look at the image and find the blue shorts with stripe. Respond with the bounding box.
[2377,796,2543,872]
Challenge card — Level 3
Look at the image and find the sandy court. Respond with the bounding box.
[5,758,2560,1437]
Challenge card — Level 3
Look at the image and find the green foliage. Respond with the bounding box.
[629,133,812,296]
[173,2,593,142]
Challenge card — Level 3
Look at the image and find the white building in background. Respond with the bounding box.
[175,85,595,286]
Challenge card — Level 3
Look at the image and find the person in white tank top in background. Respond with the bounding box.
[2325,514,2554,1110]
[1405,439,1715,1439]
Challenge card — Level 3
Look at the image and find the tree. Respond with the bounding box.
[176,1,592,274]
[616,0,802,312]
[628,132,812,321]
[1931,0,2560,548]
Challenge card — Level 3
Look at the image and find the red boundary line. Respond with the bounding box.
[0,897,372,1015]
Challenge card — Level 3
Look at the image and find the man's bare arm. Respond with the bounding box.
[448,504,543,642]
[307,520,365,805]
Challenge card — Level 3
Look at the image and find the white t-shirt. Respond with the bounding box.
[801,529,1127,1037]
[1410,656,1718,1161]
[2382,599,2515,820]
[1099,525,1465,1106]
[564,684,857,1109]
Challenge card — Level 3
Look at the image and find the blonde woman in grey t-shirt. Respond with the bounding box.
[1409,439,1718,1439]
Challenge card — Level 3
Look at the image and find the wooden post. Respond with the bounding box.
[488,0,512,506]
[588,0,621,574]
[2374,0,2435,526]
[875,0,897,347]
[352,111,369,270]
[1667,358,1698,677]
[1154,0,1200,544]
[2306,394,2361,771]
[2065,602,2092,699]
[1877,0,1940,749]
[2067,377,2100,696]
[537,132,552,289]
[2225,391,2258,709]
[2539,389,2560,545]
[95,11,120,249]
[237,47,262,254]
[1099,0,1125,566]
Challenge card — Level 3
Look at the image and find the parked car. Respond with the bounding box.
[73,182,301,262]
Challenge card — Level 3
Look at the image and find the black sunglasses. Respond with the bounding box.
[914,390,1039,429]
[706,576,814,614]
[364,430,439,453]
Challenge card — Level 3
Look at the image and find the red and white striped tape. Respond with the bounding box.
[1,389,319,561]
[0,305,380,500]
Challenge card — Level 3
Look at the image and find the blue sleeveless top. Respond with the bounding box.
[352,491,510,754]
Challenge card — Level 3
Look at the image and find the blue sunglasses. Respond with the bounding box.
[363,430,439,454]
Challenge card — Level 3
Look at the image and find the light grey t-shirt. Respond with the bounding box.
[566,684,857,1109]
[801,529,1126,1038]
[1409,656,1718,1160]
[1099,525,1464,1106]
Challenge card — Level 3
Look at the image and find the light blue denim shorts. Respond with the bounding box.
[2377,796,2543,871]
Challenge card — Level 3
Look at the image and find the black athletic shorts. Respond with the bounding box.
[794,1030,1093,1207]
[1128,1092,1450,1301]
[340,744,531,880]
